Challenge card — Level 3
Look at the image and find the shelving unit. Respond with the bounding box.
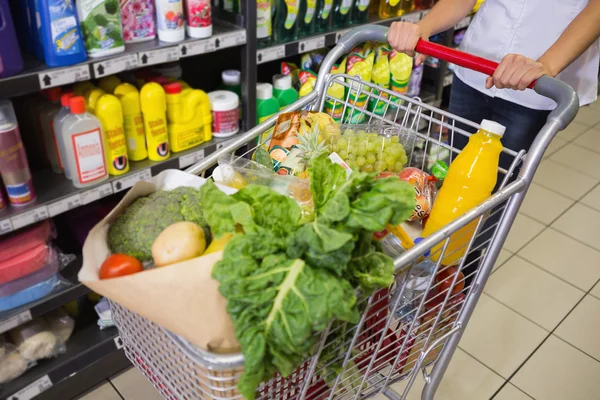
[0,2,472,398]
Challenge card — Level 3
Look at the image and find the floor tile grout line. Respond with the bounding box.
[533,171,599,202]
[549,151,600,181]
[108,379,126,400]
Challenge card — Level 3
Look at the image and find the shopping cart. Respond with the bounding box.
[110,25,579,400]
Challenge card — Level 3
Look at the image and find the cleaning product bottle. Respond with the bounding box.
[185,0,212,38]
[53,92,76,180]
[39,88,63,174]
[220,70,242,120]
[316,0,333,32]
[114,83,148,161]
[98,75,122,94]
[257,83,279,146]
[400,0,414,14]
[61,96,108,188]
[0,0,23,78]
[140,82,170,161]
[257,0,272,45]
[95,94,129,176]
[155,0,185,42]
[164,82,212,152]
[272,74,298,111]
[422,120,505,266]
[74,81,96,96]
[298,0,317,36]
[36,0,87,67]
[274,0,299,42]
[352,0,370,22]
[378,0,400,18]
[120,0,156,43]
[332,0,353,28]
[84,88,106,114]
[77,0,125,58]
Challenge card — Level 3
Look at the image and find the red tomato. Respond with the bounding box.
[436,266,465,296]
[99,254,144,280]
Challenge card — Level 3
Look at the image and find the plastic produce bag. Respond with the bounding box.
[45,308,75,347]
[8,318,60,361]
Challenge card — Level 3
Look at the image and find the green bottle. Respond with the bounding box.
[257,83,281,146]
[316,0,333,32]
[298,0,317,37]
[220,70,243,121]
[332,0,353,28]
[258,0,273,46]
[274,0,299,42]
[352,0,370,22]
[273,74,299,110]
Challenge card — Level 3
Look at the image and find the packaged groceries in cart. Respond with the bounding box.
[79,25,579,400]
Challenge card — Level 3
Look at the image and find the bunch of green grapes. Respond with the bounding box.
[329,129,408,173]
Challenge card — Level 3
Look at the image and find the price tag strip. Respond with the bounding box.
[257,45,286,64]
[215,31,247,50]
[0,310,32,334]
[38,65,91,89]
[11,207,49,230]
[335,29,352,44]
[81,183,113,205]
[138,47,179,67]
[114,336,125,350]
[179,39,215,58]
[179,149,206,169]
[299,36,326,53]
[92,53,139,78]
[47,194,83,217]
[112,169,152,193]
[9,375,52,400]
[0,218,13,235]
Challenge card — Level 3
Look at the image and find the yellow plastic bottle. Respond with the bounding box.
[98,75,122,94]
[140,82,170,161]
[163,82,212,152]
[95,95,130,176]
[422,119,505,266]
[114,83,148,161]
[84,88,106,115]
[73,81,96,96]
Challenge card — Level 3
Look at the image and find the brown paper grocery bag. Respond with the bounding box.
[78,170,240,353]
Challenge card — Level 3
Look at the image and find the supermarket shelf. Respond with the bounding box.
[0,137,236,237]
[0,20,246,99]
[1,325,129,400]
[256,10,429,64]
[443,73,454,87]
[0,258,88,335]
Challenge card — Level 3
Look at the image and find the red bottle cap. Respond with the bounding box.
[164,82,182,94]
[61,92,75,107]
[47,87,62,102]
[69,97,86,114]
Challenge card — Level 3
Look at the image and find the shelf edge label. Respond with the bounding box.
[48,194,83,217]
[335,29,351,44]
[0,310,32,335]
[138,47,180,67]
[81,183,113,205]
[0,218,13,235]
[92,53,139,78]
[112,169,152,193]
[179,149,205,169]
[11,207,49,230]
[216,31,247,49]
[257,45,286,64]
[179,40,215,58]
[9,374,52,400]
[38,65,92,89]
[298,36,325,53]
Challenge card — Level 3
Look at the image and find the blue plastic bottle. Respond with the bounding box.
[0,0,23,78]
[35,0,87,67]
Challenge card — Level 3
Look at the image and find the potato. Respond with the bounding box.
[152,222,207,267]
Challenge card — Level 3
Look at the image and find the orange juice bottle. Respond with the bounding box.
[422,119,505,266]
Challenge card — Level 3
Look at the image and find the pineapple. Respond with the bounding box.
[295,120,330,167]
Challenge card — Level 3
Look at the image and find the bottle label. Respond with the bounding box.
[321,0,333,18]
[155,0,184,31]
[185,0,211,28]
[257,0,272,38]
[104,125,129,175]
[79,0,125,54]
[389,0,400,6]
[122,114,148,160]
[120,0,156,42]
[48,0,84,55]
[340,0,352,14]
[212,109,239,135]
[358,0,370,11]
[304,0,316,23]
[144,116,170,160]
[72,128,108,184]
[284,0,298,30]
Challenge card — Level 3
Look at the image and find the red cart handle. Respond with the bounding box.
[415,40,536,89]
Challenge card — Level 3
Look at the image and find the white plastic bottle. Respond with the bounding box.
[155,0,185,42]
[39,88,63,174]
[61,96,109,188]
[53,92,76,180]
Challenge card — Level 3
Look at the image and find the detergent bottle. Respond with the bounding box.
[95,94,130,176]
[352,0,370,22]
[274,0,299,42]
[155,0,185,42]
[77,0,125,57]
[316,0,333,32]
[257,0,272,45]
[298,0,317,36]
[273,74,298,110]
[422,120,505,266]
[38,87,63,174]
[84,88,106,114]
[114,83,148,161]
[164,82,212,152]
[140,82,170,161]
[98,75,122,93]
[61,96,108,188]
[332,0,353,28]
[53,92,76,180]
[36,0,87,66]
[0,0,23,78]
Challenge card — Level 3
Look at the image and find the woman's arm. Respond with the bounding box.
[489,0,600,90]
[388,0,476,64]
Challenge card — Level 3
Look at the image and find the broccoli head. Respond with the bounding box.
[108,187,207,261]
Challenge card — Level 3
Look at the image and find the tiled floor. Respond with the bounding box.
[78,104,600,400]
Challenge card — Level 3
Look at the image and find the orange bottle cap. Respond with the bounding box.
[69,96,86,114]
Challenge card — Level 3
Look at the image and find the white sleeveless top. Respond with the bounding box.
[454,0,599,110]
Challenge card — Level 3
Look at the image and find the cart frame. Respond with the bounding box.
[110,25,579,400]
